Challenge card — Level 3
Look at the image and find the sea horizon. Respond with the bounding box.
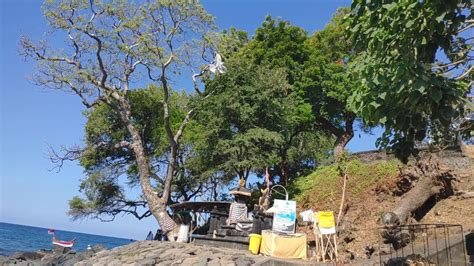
[0,222,135,256]
[0,221,134,241]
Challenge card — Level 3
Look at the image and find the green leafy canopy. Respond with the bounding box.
[348,0,472,161]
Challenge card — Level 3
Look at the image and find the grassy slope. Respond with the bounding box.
[289,159,401,211]
[288,158,402,259]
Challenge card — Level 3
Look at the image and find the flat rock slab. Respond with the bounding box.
[75,241,315,266]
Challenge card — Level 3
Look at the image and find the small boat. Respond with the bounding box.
[48,229,75,249]
[52,237,75,248]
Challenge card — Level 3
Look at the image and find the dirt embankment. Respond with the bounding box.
[294,147,474,261]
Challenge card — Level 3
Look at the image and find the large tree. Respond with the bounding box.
[21,0,214,238]
[190,22,335,187]
[68,87,207,221]
[192,59,331,186]
[241,14,363,160]
[348,0,473,161]
[302,8,361,159]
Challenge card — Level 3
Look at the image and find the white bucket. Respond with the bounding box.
[176,225,189,243]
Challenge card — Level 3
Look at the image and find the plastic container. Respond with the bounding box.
[248,233,262,255]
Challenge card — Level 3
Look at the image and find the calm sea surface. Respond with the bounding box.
[0,222,134,256]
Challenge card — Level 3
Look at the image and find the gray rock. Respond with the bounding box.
[234,257,255,266]
[92,245,106,253]
[181,257,207,265]
[10,252,44,261]
[218,259,236,266]
[207,258,221,266]
[107,259,122,265]
[136,258,156,265]
[157,248,177,259]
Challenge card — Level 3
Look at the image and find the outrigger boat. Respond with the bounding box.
[48,229,75,249]
[52,237,75,248]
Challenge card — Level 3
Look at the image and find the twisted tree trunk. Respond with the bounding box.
[117,95,182,240]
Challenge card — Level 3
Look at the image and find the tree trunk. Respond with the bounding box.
[317,112,355,161]
[381,156,456,249]
[383,155,454,225]
[118,97,178,238]
[162,144,178,205]
[280,157,288,186]
[128,124,177,235]
[333,131,354,160]
[391,174,443,224]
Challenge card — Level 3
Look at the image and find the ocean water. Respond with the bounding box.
[0,222,134,256]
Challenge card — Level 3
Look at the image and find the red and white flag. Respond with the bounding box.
[47,229,55,235]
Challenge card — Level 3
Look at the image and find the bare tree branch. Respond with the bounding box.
[455,65,473,80]
[174,109,194,143]
[48,144,83,172]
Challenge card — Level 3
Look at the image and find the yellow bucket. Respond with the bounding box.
[248,233,262,255]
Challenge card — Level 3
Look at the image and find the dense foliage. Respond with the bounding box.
[189,15,367,187]
[191,58,332,186]
[301,8,361,159]
[348,0,473,161]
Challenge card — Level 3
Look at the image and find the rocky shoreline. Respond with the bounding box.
[0,244,107,265]
[0,241,314,266]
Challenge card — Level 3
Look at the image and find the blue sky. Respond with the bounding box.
[0,0,380,240]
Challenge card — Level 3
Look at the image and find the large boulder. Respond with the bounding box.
[10,251,44,261]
